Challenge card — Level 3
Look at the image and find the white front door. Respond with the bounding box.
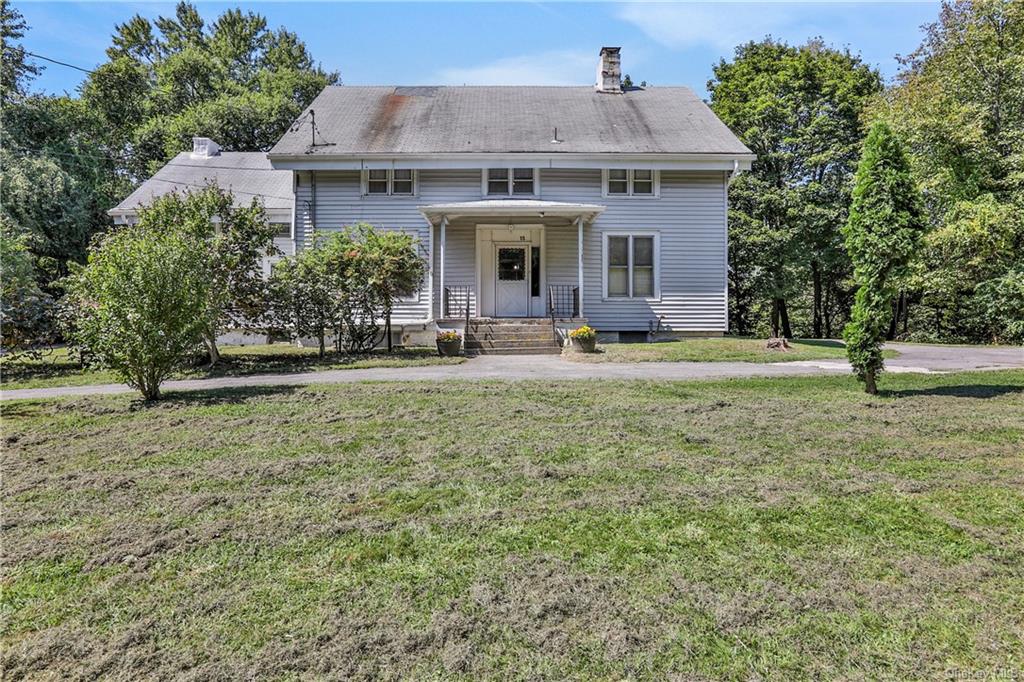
[494,245,529,317]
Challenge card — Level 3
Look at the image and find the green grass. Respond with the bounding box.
[3,371,1022,679]
[0,344,464,390]
[568,337,898,363]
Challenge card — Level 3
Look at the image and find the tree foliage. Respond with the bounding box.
[82,1,338,180]
[267,225,426,356]
[709,38,883,338]
[0,219,55,357]
[131,186,277,363]
[63,221,211,400]
[879,0,1023,343]
[843,122,927,393]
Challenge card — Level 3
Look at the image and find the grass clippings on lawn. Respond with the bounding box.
[567,337,896,364]
[0,344,463,390]
[2,371,1023,680]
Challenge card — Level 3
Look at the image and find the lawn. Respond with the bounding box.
[3,371,1023,679]
[0,344,463,390]
[568,337,897,364]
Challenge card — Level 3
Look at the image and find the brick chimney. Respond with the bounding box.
[595,47,622,93]
[191,137,221,158]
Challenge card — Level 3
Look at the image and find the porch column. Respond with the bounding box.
[439,215,447,318]
[576,216,584,318]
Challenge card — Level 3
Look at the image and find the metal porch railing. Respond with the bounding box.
[547,285,580,319]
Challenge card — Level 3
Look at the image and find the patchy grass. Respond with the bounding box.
[568,337,898,364]
[0,344,463,390]
[3,371,1023,679]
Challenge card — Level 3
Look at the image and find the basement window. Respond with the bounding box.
[363,169,416,196]
[603,169,659,197]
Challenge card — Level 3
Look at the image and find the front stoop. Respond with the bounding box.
[464,318,565,356]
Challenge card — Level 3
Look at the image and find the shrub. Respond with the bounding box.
[267,225,426,355]
[63,221,210,400]
[132,186,277,365]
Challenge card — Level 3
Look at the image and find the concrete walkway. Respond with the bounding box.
[1,342,1020,401]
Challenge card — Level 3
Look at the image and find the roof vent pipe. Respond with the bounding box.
[595,47,622,94]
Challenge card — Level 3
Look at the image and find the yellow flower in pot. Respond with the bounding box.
[436,330,462,356]
[567,325,598,352]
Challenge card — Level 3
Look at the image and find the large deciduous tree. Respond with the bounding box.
[708,38,883,338]
[82,1,339,180]
[880,0,1023,342]
[843,122,927,394]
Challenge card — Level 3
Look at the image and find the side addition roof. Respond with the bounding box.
[109,152,293,218]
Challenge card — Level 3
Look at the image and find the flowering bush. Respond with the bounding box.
[436,330,460,342]
[567,325,596,341]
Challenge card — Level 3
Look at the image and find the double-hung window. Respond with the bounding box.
[363,169,416,196]
[603,233,659,299]
[484,168,537,196]
[603,169,658,197]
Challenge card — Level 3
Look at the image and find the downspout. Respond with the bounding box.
[724,159,741,336]
[311,170,317,237]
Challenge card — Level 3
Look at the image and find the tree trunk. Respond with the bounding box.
[823,285,833,338]
[770,300,781,338]
[777,298,792,339]
[386,309,393,353]
[203,334,220,366]
[811,261,823,339]
[864,369,877,395]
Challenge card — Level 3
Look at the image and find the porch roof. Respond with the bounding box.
[419,199,605,225]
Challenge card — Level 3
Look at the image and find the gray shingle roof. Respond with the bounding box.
[268,86,751,157]
[110,152,293,216]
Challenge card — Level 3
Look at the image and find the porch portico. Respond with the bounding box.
[419,200,605,321]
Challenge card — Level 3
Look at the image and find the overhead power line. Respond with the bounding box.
[23,51,95,75]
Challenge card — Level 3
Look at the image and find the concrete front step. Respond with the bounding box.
[467,346,564,355]
[466,331,555,341]
[465,339,561,350]
[468,317,552,325]
[467,326,553,333]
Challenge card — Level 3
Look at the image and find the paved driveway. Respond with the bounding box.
[2,342,1020,401]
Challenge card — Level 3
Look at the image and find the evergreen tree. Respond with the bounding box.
[843,122,927,394]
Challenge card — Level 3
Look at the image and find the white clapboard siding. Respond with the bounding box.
[294,168,727,330]
[540,169,727,331]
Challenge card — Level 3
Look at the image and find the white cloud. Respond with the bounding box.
[617,2,799,51]
[434,49,594,86]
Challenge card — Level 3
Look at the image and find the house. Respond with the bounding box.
[113,47,754,350]
[108,138,296,277]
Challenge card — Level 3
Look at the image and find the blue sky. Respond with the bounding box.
[19,1,939,98]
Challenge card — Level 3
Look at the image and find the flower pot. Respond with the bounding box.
[572,336,597,353]
[436,338,462,357]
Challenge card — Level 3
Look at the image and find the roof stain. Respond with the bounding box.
[367,91,413,151]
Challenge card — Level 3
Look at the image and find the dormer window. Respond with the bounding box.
[603,169,659,197]
[363,169,416,196]
[484,168,538,196]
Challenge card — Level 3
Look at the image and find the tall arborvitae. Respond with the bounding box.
[843,121,927,394]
